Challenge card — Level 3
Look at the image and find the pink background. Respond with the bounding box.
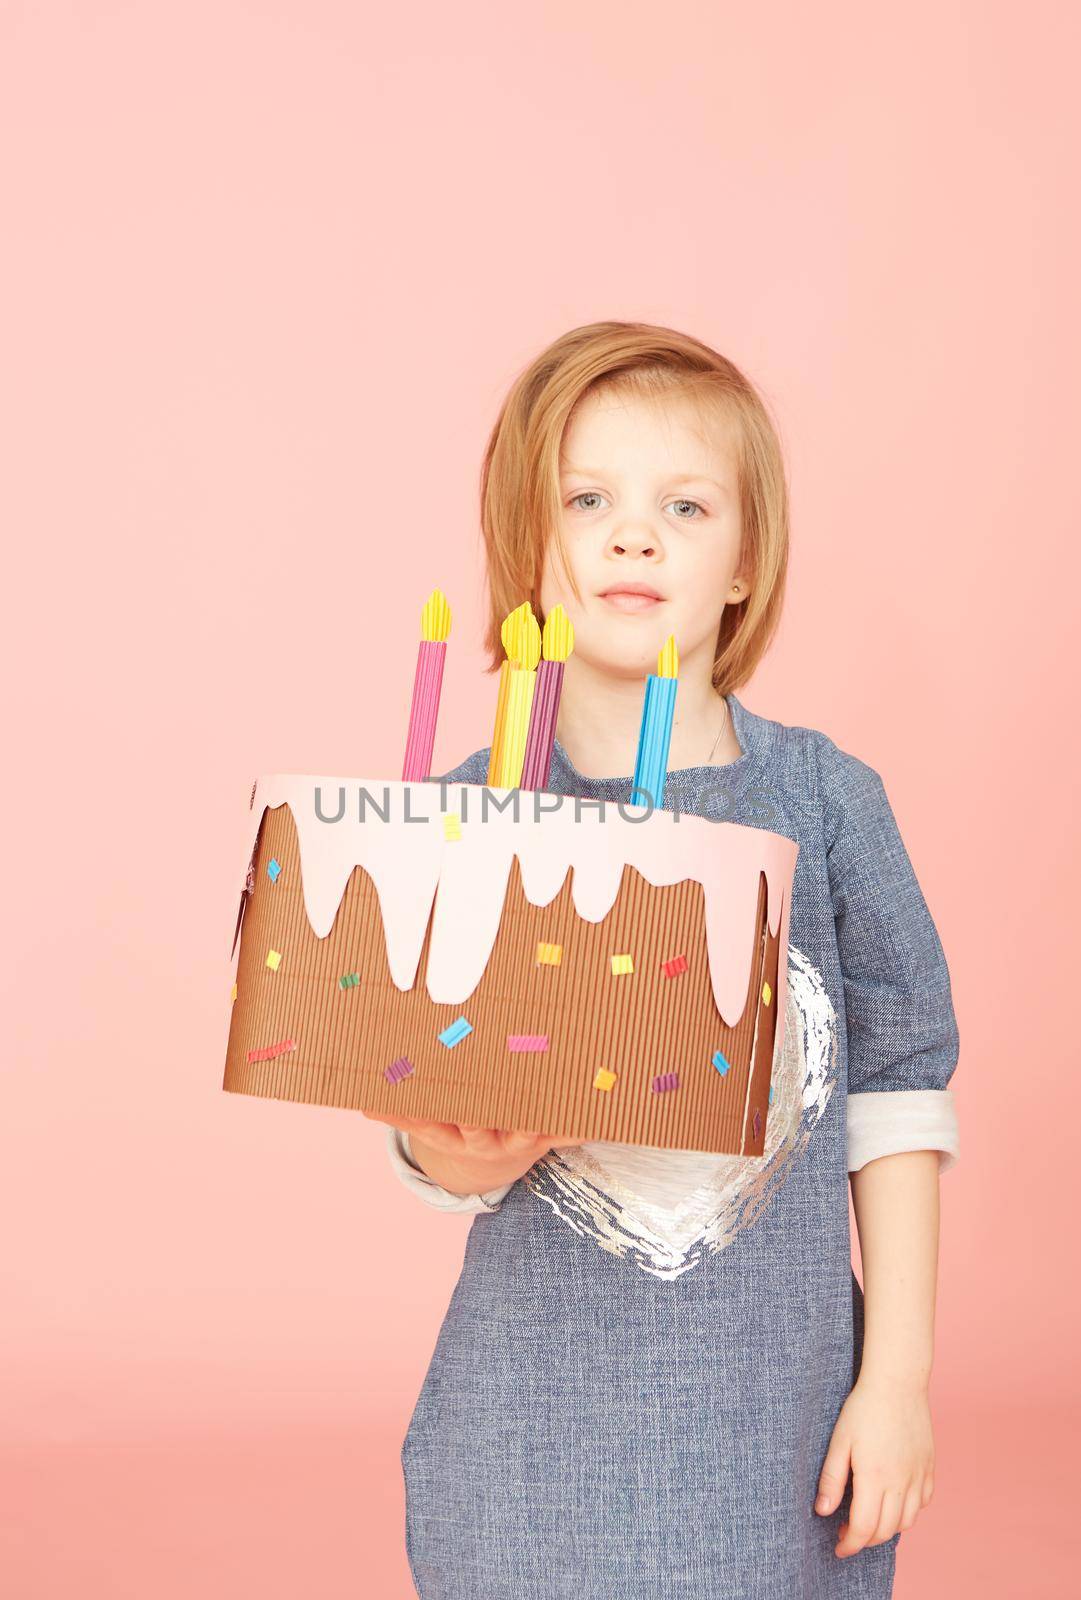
[2,2,1077,1595]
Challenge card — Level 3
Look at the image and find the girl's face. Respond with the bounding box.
[538,386,748,680]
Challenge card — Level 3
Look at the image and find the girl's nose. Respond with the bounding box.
[608,522,660,558]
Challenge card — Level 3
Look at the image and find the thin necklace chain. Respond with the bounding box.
[705,696,729,764]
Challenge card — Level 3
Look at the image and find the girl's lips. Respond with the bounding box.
[600,591,664,612]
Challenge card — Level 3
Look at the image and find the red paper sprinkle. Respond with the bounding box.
[661,954,688,978]
[246,1038,297,1064]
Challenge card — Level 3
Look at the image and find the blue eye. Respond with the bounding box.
[566,492,707,518]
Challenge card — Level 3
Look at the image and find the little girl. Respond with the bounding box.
[366,321,960,1600]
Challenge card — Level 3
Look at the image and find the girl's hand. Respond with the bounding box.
[814,1374,936,1558]
[363,1108,584,1195]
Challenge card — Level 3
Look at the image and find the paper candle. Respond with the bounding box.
[402,588,451,782]
[631,634,679,809]
[495,608,542,788]
[486,602,532,785]
[520,605,574,790]
[487,602,540,786]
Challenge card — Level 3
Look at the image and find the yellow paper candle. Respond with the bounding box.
[488,603,541,787]
[497,612,542,787]
[486,602,534,785]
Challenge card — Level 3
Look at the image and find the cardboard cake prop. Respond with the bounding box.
[223,776,798,1155]
[222,591,800,1154]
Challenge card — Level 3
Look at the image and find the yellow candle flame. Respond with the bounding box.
[657,634,679,678]
[541,604,574,663]
[501,601,541,670]
[420,588,451,643]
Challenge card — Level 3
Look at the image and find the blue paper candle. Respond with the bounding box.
[632,634,679,809]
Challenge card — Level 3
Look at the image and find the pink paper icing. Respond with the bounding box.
[244,776,799,1031]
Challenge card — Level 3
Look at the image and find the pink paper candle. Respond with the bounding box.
[402,588,451,782]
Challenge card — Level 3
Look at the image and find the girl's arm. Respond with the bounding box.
[851,1150,939,1392]
[816,1150,940,1555]
[814,736,960,1557]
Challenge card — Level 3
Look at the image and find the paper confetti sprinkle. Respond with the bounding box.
[338,972,360,989]
[267,858,282,882]
[438,1016,473,1048]
[230,982,237,1002]
[247,1038,296,1064]
[661,954,688,978]
[385,1056,414,1084]
[536,942,563,966]
[712,1050,731,1077]
[610,953,634,976]
[265,949,282,971]
[752,1107,763,1139]
[762,980,772,1006]
[443,813,462,841]
[768,1084,774,1105]
[652,1071,680,1094]
[593,1068,617,1092]
[507,1034,549,1053]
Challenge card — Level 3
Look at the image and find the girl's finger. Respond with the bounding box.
[899,1482,923,1533]
[870,1487,904,1546]
[362,1110,463,1151]
[501,1129,546,1152]
[361,1109,429,1133]
[815,1435,851,1514]
[835,1484,883,1557]
[458,1126,502,1156]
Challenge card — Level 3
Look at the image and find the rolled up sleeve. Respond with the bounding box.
[821,743,961,1174]
[384,1126,517,1212]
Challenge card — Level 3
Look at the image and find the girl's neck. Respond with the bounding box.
[553,650,743,780]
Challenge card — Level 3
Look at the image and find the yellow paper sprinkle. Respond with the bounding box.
[443,813,462,840]
[762,980,772,1006]
[537,942,563,966]
[231,982,238,1002]
[594,1068,617,1092]
[420,587,452,643]
[610,953,634,976]
[266,949,282,971]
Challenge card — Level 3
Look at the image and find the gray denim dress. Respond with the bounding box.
[400,692,960,1600]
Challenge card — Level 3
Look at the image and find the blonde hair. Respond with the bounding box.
[478,321,790,693]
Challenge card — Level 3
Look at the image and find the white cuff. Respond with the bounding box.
[847,1089,959,1174]
[384,1126,516,1213]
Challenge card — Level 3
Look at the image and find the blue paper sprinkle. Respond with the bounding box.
[712,1050,731,1077]
[438,1016,473,1048]
[267,859,282,882]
